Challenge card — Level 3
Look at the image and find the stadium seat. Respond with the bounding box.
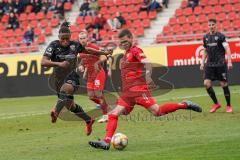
[28,13,36,21]
[118,5,127,13]
[172,24,181,33]
[108,6,117,14]
[139,11,148,19]
[45,27,52,36]
[198,14,207,23]
[200,0,208,6]
[36,12,45,20]
[178,16,186,24]
[76,16,84,24]
[188,15,196,24]
[233,3,240,12]
[64,2,72,11]
[194,6,202,15]
[182,23,191,33]
[163,25,170,34]
[148,11,157,19]
[204,6,213,14]
[19,13,27,21]
[213,5,222,14]
[228,12,237,21]
[30,20,38,28]
[142,19,150,28]
[46,11,54,19]
[180,1,188,8]
[233,20,240,30]
[192,23,201,33]
[219,0,229,5]
[115,0,123,6]
[25,5,33,13]
[84,16,92,24]
[229,0,239,4]
[34,28,42,36]
[50,18,59,27]
[208,0,218,6]
[184,8,193,16]
[169,17,176,25]
[175,8,183,17]
[37,35,46,44]
[217,13,226,21]
[40,19,48,28]
[224,4,233,13]
[222,20,231,31]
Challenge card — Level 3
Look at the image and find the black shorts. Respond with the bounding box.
[204,65,228,81]
[64,71,80,90]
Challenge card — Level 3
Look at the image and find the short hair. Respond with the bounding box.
[59,21,71,35]
[208,19,216,24]
[118,29,133,38]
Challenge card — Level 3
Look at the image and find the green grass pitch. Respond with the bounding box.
[0,86,240,160]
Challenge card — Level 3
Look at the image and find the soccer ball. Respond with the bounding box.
[111,133,128,150]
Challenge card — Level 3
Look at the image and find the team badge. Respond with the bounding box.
[70,45,76,51]
[215,36,219,41]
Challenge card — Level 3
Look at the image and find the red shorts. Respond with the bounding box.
[116,89,156,114]
[87,68,106,91]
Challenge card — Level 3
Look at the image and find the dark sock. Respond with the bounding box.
[70,104,92,123]
[206,87,218,104]
[55,99,66,114]
[223,86,231,106]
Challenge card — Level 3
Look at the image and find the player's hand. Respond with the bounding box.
[146,76,156,90]
[78,65,85,72]
[103,48,113,55]
[58,61,70,68]
[200,64,204,70]
[227,62,233,70]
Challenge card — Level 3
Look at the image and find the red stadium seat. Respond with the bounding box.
[142,19,150,28]
[202,22,208,32]
[208,13,216,19]
[1,14,9,23]
[129,12,138,20]
[229,0,239,4]
[163,25,170,34]
[200,0,208,6]
[99,7,107,14]
[76,16,84,24]
[115,0,123,6]
[213,5,222,14]
[124,0,133,5]
[217,13,226,21]
[36,12,45,20]
[37,35,46,44]
[233,20,240,30]
[169,17,176,25]
[182,23,191,33]
[172,24,181,33]
[15,29,24,37]
[30,20,38,28]
[228,12,237,21]
[118,5,127,13]
[178,16,186,24]
[222,20,231,31]
[98,0,105,7]
[175,8,183,17]
[133,0,142,5]
[135,27,144,36]
[148,11,157,19]
[28,13,36,21]
[188,15,196,24]
[180,0,188,8]
[40,19,48,28]
[192,23,201,33]
[84,16,92,24]
[204,6,213,14]
[34,28,42,36]
[45,27,52,36]
[127,5,135,13]
[224,4,233,13]
[50,18,59,27]
[139,11,148,19]
[219,0,229,5]
[108,6,117,14]
[46,11,54,19]
[194,6,202,15]
[64,2,72,11]
[25,5,33,13]
[184,8,192,16]
[19,13,27,21]
[198,14,207,23]
[105,0,114,7]
[233,3,240,12]
[208,0,218,6]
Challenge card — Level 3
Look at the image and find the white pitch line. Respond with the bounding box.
[0,90,239,120]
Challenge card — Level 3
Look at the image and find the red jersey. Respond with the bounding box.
[79,43,101,72]
[121,46,147,92]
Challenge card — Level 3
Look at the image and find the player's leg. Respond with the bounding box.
[88,105,127,150]
[135,93,202,117]
[89,96,132,150]
[218,65,232,112]
[204,66,221,112]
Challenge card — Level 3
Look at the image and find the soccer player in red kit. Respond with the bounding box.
[88,29,202,150]
[78,31,110,123]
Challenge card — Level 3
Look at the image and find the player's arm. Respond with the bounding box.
[107,55,113,76]
[85,47,113,56]
[200,49,207,70]
[222,41,232,70]
[94,55,108,72]
[41,44,69,68]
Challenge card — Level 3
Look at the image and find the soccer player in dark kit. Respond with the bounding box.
[88,29,202,150]
[41,21,112,136]
[200,19,233,113]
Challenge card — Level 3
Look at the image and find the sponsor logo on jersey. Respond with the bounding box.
[70,45,76,51]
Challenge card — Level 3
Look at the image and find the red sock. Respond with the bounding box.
[157,103,187,116]
[104,114,118,143]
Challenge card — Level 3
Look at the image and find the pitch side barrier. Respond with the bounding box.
[0,41,240,98]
